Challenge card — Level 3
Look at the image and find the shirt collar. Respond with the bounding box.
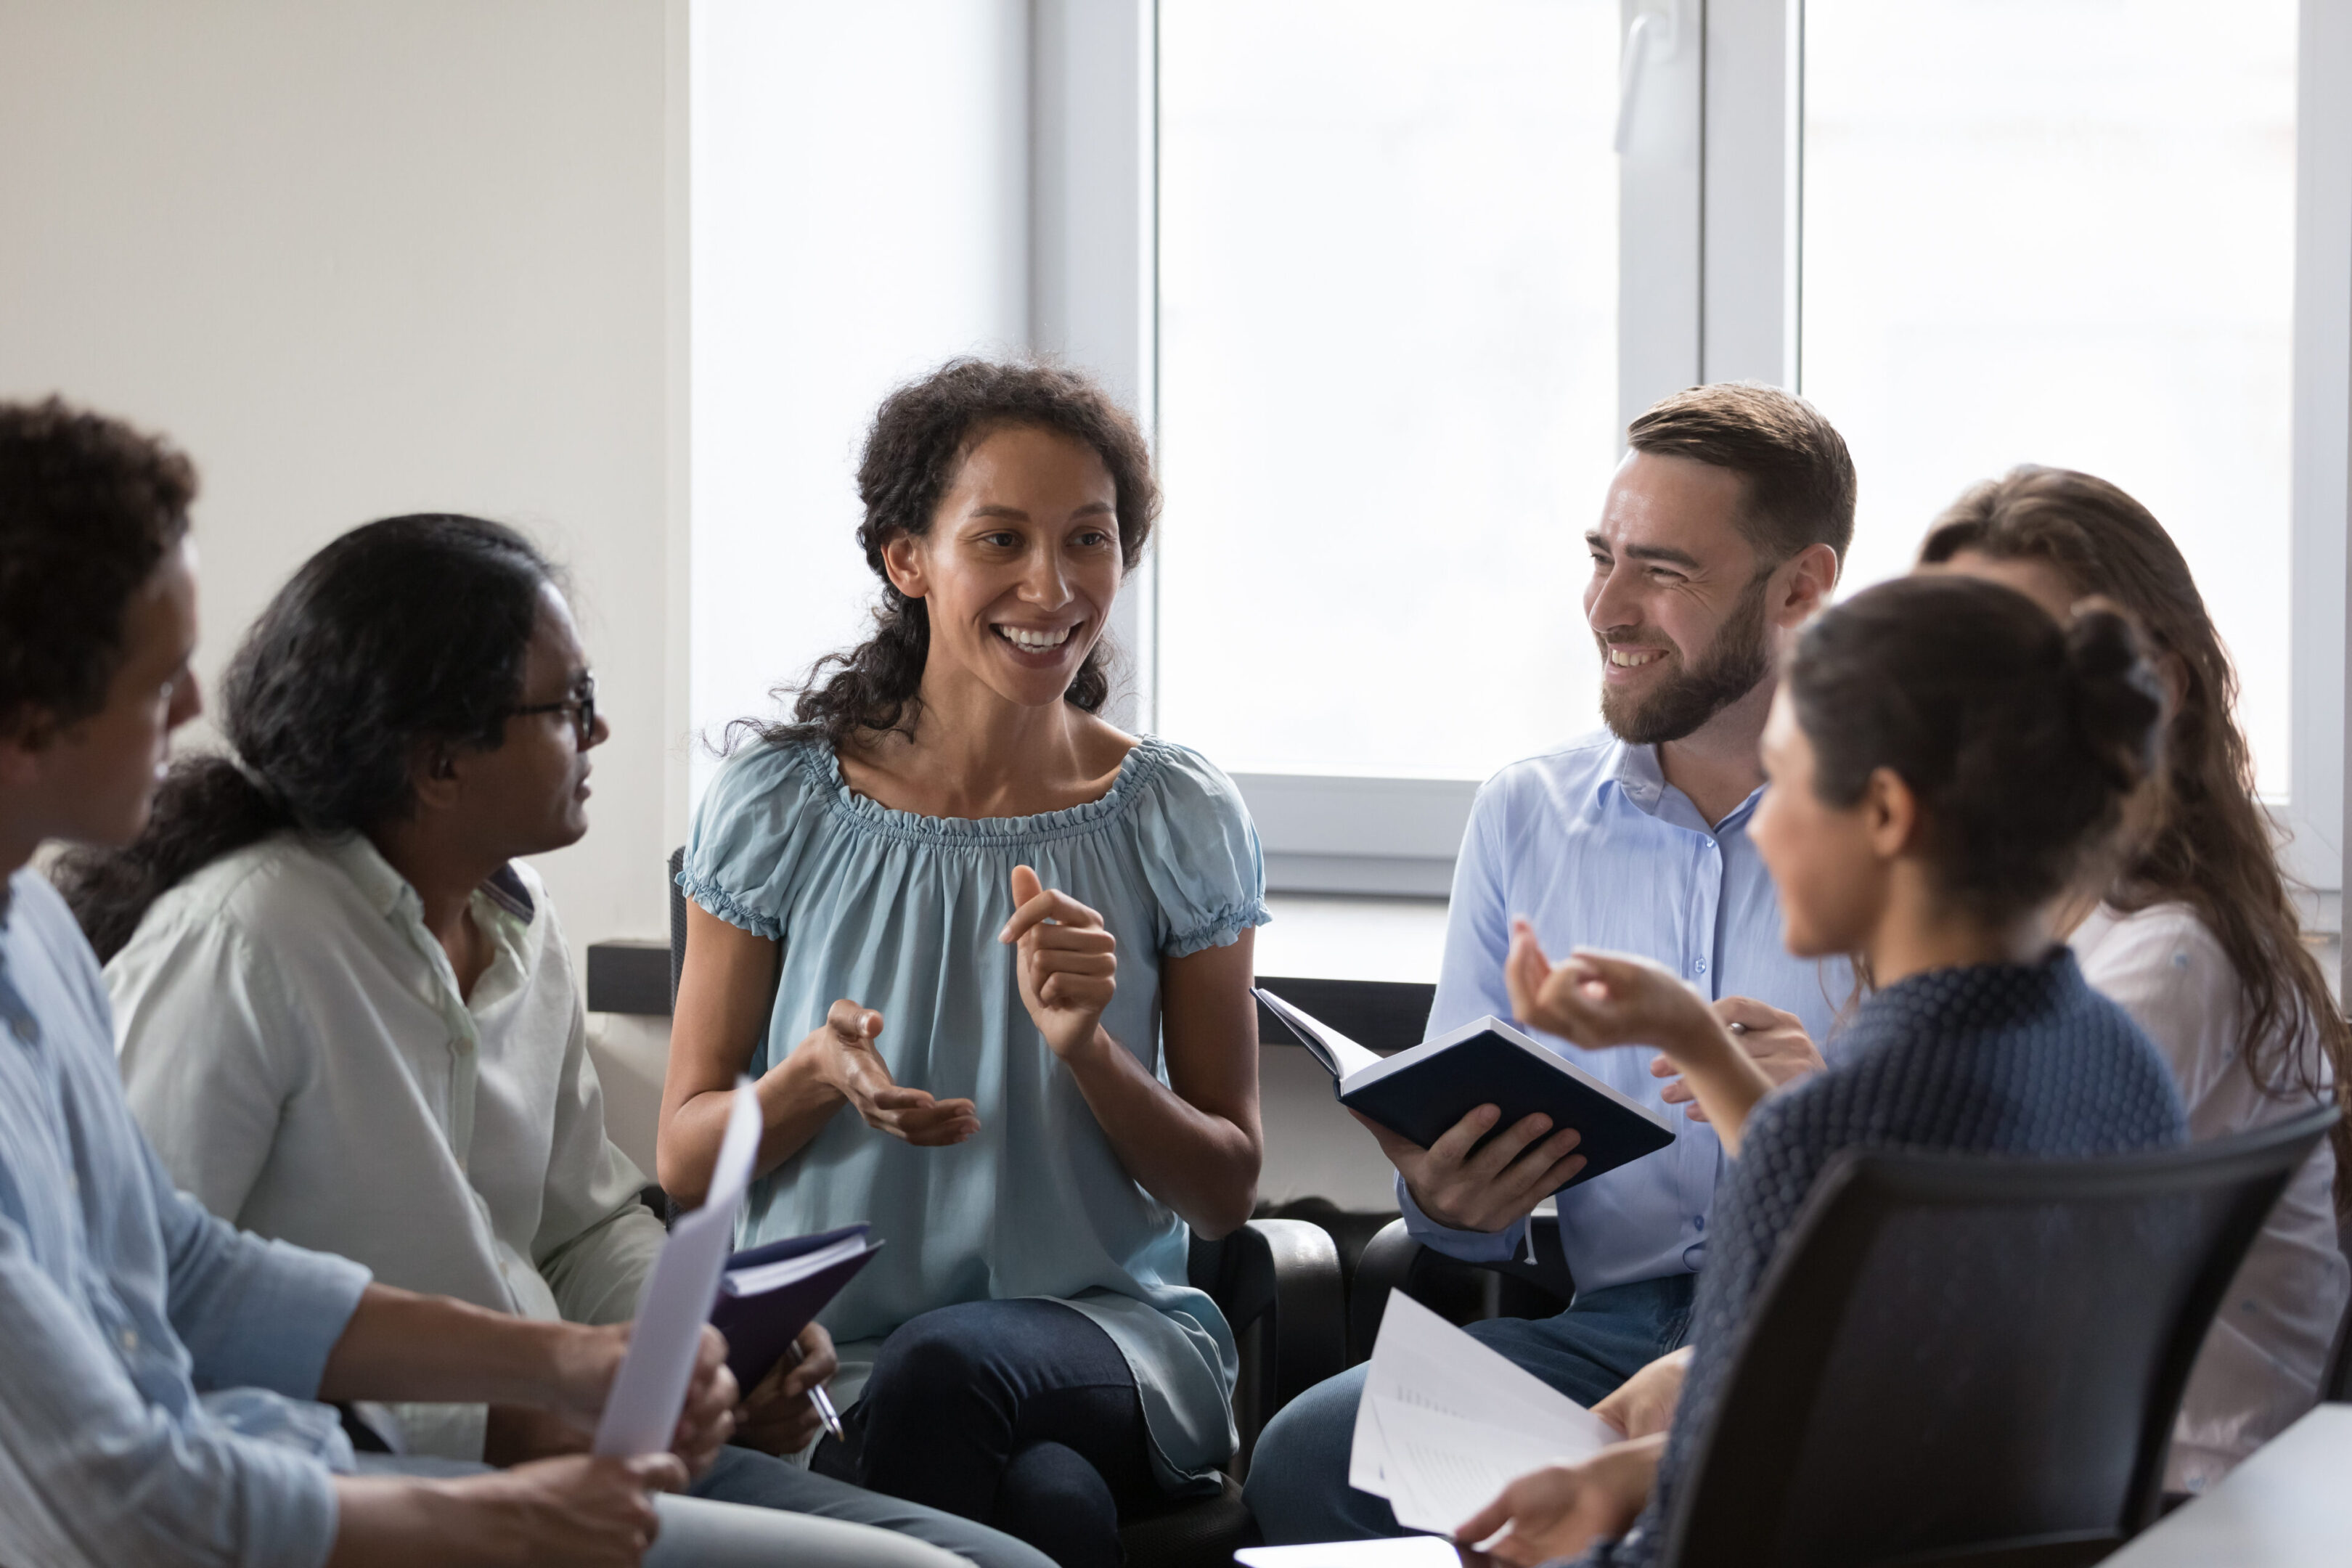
[1603,736,1765,833]
[320,833,536,931]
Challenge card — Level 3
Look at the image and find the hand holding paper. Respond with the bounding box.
[1347,1294,1619,1538]
[593,1079,761,1461]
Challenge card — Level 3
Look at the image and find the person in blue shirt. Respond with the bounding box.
[659,360,1268,1568]
[0,397,968,1568]
[1247,382,1857,1544]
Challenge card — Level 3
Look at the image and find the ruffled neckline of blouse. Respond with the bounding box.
[796,732,1182,847]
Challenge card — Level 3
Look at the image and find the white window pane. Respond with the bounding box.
[1802,0,2297,792]
[1156,0,1620,779]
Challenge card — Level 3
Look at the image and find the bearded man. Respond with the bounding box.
[1246,383,1858,1544]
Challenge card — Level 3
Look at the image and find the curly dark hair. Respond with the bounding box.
[0,398,196,739]
[738,359,1158,753]
[1789,574,2165,925]
[54,514,556,960]
[1922,465,2352,1197]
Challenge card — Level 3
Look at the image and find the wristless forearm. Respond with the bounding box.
[1063,1027,1259,1236]
[319,1286,567,1408]
[327,1477,488,1568]
[1658,1024,1773,1153]
[750,1045,849,1173]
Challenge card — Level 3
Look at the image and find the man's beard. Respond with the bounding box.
[1598,574,1775,746]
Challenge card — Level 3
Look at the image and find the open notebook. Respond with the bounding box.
[1256,987,1674,1193]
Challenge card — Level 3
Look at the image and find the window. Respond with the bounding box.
[1156,0,1623,783]
[689,1,2346,904]
[1802,0,2300,795]
[1145,0,2343,897]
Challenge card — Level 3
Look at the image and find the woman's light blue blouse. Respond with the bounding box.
[680,734,1271,1488]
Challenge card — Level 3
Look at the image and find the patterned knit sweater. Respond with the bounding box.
[1583,949,2189,1567]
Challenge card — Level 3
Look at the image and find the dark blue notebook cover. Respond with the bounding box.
[1257,987,1676,1196]
[1338,1024,1676,1193]
[709,1224,881,1392]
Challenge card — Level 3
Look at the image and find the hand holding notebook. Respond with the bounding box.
[711,1225,884,1396]
[1254,987,1674,1201]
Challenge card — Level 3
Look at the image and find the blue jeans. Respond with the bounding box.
[1242,1273,1697,1544]
[812,1299,1160,1568]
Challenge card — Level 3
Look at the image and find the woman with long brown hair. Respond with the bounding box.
[1922,465,2350,1489]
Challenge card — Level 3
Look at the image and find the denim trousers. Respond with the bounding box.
[812,1298,1163,1568]
[1241,1272,1698,1544]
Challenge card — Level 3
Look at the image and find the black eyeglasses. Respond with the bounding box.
[510,674,597,748]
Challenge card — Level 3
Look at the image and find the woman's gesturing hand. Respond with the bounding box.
[1000,864,1118,1061]
[1652,997,1822,1122]
[1503,920,1722,1058]
[807,998,980,1146]
[1505,919,1776,1153]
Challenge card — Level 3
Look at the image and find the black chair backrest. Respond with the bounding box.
[1662,1106,2337,1568]
[2324,1214,2352,1404]
[668,845,687,1007]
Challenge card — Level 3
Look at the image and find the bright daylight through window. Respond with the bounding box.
[1156,0,1622,780]
[1802,0,2298,792]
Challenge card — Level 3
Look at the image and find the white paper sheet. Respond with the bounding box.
[1349,1294,1619,1535]
[1234,1537,1464,1568]
[593,1079,760,1457]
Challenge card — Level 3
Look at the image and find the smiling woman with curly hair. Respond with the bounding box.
[661,359,1268,1568]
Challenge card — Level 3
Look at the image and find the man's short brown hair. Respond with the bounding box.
[1626,382,1855,568]
[0,398,195,736]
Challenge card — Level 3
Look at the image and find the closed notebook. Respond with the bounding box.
[1255,987,1674,1193]
[708,1224,883,1392]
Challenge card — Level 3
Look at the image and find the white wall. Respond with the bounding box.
[0,0,1408,1205]
[0,0,688,973]
[689,0,1032,799]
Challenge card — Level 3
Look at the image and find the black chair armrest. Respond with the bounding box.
[1348,1213,1577,1363]
[1350,1217,1426,1362]
[1191,1218,1344,1464]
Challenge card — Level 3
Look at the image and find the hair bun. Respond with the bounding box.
[2062,600,2165,793]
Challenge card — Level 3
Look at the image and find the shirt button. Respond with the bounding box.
[1694,1214,1706,1232]
[119,1328,139,1352]
[1694,958,1708,975]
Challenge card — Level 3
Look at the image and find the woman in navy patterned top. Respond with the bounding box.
[1456,575,2190,1566]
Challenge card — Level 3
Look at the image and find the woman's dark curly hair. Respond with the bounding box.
[54,514,557,960]
[0,398,195,740]
[739,359,1158,753]
[1789,574,2166,925]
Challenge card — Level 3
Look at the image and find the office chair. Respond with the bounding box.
[1656,1107,2336,1568]
[666,849,1347,1567]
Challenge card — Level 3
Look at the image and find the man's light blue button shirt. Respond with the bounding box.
[0,872,371,1568]
[1398,733,1853,1291]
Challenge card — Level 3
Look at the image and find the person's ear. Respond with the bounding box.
[1773,542,1842,629]
[1861,765,1921,859]
[881,532,928,601]
[0,705,56,785]
[0,731,41,790]
[409,739,465,816]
